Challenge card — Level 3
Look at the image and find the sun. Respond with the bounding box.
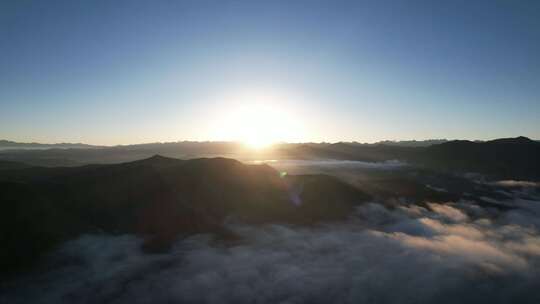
[231,103,290,150]
[243,136,273,150]
[210,90,304,149]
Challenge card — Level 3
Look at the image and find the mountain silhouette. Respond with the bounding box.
[416,136,540,179]
[0,156,370,274]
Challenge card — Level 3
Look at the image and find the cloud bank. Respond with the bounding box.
[3,195,540,304]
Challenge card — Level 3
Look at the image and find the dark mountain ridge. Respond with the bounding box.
[0,156,370,275]
[416,136,540,179]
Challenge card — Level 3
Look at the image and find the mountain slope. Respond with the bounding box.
[415,136,540,179]
[0,156,370,274]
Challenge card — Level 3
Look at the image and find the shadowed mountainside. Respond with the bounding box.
[416,136,540,179]
[0,156,370,274]
[279,137,540,180]
[0,160,31,170]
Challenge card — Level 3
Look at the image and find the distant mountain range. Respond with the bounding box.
[1,136,539,180]
[0,138,450,150]
[0,140,101,150]
[373,139,449,147]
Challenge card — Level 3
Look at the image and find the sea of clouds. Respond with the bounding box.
[3,189,540,304]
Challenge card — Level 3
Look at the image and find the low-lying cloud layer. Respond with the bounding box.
[253,159,407,171]
[3,192,540,304]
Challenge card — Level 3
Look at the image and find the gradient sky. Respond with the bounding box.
[1,0,539,145]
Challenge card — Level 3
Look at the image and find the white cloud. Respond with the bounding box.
[262,159,407,171]
[4,199,540,304]
[427,203,469,222]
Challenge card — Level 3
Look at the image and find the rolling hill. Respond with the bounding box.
[0,156,370,274]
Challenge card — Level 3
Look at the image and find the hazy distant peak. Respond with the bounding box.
[375,139,448,147]
[0,139,101,150]
[439,136,536,147]
[146,154,174,161]
[486,136,534,145]
[127,155,182,166]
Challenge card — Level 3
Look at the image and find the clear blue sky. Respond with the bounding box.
[1,0,539,144]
